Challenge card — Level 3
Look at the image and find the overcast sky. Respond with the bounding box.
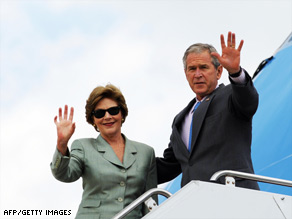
[1,0,291,218]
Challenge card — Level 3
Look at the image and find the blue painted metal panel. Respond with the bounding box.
[252,32,292,195]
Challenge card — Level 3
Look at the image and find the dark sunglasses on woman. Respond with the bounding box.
[92,106,120,119]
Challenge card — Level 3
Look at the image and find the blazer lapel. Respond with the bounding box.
[95,135,124,167]
[94,135,136,169]
[173,97,197,157]
[189,84,224,153]
[175,98,197,127]
[189,96,212,153]
[123,136,137,169]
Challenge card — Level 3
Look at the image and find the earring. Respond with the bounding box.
[93,124,100,132]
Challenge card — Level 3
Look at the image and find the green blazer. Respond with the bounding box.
[51,134,157,219]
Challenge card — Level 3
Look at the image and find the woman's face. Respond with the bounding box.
[93,98,123,139]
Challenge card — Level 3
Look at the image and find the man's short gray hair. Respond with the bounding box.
[182,43,220,70]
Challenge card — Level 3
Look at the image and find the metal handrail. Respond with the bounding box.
[112,188,172,219]
[210,170,292,187]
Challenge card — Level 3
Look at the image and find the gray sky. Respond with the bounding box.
[1,0,291,218]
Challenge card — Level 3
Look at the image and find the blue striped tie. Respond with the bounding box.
[188,101,201,152]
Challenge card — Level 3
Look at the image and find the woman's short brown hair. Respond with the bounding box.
[85,84,128,129]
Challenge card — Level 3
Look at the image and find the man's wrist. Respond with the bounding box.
[229,67,242,78]
[229,67,247,84]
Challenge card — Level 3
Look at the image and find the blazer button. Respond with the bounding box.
[120,181,125,187]
[118,197,123,202]
[121,169,126,173]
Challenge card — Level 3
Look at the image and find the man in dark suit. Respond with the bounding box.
[156,32,259,190]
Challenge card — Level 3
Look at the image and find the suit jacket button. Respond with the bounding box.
[118,197,123,202]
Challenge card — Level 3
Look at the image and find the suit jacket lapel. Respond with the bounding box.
[189,84,224,153]
[173,98,197,157]
[175,98,197,126]
[94,134,136,169]
[95,135,123,167]
[189,96,212,153]
[123,136,137,169]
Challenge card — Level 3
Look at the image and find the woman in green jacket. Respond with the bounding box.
[51,84,157,219]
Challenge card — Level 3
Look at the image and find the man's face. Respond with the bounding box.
[185,51,222,100]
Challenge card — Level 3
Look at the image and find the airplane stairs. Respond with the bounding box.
[113,170,292,219]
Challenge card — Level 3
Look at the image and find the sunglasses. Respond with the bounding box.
[92,106,121,119]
